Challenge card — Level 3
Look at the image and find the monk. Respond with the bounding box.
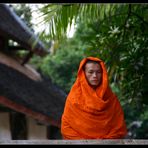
[61,57,127,139]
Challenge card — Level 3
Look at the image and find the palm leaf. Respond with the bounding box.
[36,4,126,39]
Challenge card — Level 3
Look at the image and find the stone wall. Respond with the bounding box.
[0,139,147,145]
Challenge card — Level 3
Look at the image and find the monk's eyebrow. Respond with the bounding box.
[87,69,102,72]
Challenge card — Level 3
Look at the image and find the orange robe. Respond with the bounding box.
[61,57,127,139]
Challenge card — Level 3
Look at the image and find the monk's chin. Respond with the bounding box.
[90,82,101,89]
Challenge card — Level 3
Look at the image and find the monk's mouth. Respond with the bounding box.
[92,80,99,82]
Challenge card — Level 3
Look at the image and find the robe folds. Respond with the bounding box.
[61,57,127,139]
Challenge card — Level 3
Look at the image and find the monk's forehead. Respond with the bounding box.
[85,62,101,69]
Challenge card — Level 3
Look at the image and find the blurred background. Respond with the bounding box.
[5,3,148,139]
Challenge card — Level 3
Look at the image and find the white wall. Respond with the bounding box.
[0,112,11,140]
[27,116,47,139]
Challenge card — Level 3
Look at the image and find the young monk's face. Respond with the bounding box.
[84,62,102,88]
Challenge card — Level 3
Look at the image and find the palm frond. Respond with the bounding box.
[36,4,126,39]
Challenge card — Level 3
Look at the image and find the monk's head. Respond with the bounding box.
[83,60,102,89]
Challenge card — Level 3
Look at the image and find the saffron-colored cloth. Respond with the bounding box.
[61,57,127,139]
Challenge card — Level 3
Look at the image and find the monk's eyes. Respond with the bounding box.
[88,71,93,74]
[88,71,101,74]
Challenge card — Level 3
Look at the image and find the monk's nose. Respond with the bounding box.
[92,72,97,77]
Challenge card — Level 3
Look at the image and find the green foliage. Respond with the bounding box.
[39,4,119,39]
[75,4,148,106]
[38,38,84,93]
[136,119,148,138]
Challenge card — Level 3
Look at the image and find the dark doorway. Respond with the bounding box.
[10,111,27,139]
[47,125,62,139]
